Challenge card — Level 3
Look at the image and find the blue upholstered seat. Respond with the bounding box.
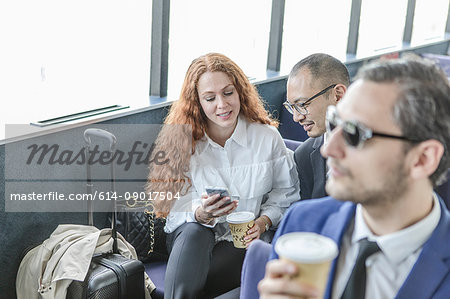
[145,261,166,298]
[421,53,450,77]
[278,106,309,142]
[284,138,302,151]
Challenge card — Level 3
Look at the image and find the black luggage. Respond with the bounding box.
[67,128,145,299]
[67,254,145,299]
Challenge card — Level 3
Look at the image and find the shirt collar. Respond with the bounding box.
[197,114,248,154]
[229,114,247,148]
[324,131,329,145]
[351,193,441,265]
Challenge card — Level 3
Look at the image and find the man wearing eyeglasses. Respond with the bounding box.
[257,56,450,298]
[284,53,349,200]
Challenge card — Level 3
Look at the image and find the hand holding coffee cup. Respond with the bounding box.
[258,259,322,298]
[226,211,255,248]
[245,215,272,247]
[273,232,338,298]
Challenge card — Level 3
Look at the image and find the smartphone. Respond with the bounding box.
[205,186,236,207]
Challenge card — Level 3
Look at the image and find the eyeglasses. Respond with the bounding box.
[283,84,337,115]
[325,105,420,148]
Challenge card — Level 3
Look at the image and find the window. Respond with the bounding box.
[357,0,408,56]
[280,0,351,74]
[167,0,272,99]
[0,0,152,134]
[411,0,449,45]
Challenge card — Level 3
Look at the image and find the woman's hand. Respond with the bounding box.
[195,193,238,224]
[244,216,271,248]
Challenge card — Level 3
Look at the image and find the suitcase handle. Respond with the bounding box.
[83,128,119,253]
[84,128,117,151]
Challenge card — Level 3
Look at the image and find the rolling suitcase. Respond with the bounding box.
[67,128,146,299]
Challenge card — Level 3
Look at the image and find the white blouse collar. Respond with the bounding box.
[198,114,248,154]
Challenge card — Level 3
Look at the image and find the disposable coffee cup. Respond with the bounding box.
[226,211,255,248]
[275,232,338,298]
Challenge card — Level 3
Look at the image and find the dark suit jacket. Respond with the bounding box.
[294,136,327,200]
[271,197,450,299]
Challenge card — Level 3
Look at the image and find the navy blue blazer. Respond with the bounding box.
[270,196,450,299]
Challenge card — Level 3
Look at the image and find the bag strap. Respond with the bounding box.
[144,208,155,254]
[126,196,156,254]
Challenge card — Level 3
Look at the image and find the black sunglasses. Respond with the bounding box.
[325,105,420,148]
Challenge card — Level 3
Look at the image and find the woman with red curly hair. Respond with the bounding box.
[147,53,298,298]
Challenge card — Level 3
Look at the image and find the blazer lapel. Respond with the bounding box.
[320,201,357,299]
[396,248,448,299]
[310,136,327,198]
[395,200,450,299]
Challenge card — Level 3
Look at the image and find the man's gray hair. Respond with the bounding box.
[356,55,450,186]
[290,53,350,88]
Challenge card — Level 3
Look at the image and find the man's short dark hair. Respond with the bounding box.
[289,53,350,88]
[356,55,450,186]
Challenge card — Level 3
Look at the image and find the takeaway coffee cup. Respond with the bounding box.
[226,211,255,248]
[274,232,338,298]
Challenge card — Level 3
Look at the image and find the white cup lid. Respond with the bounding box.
[275,232,338,263]
[226,211,255,224]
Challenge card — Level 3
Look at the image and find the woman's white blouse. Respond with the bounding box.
[165,115,300,242]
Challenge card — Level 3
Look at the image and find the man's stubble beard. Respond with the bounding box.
[326,158,409,207]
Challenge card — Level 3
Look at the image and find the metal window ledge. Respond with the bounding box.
[31,105,130,127]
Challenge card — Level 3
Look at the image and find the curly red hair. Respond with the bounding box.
[147,53,278,217]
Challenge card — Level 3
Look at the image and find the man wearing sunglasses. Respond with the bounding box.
[257,56,450,298]
[285,53,349,200]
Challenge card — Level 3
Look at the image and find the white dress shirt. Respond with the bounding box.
[165,115,300,242]
[332,193,441,299]
[324,131,330,179]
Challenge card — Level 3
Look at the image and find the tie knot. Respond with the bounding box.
[357,238,380,262]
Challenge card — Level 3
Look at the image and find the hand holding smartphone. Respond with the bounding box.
[205,186,237,207]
